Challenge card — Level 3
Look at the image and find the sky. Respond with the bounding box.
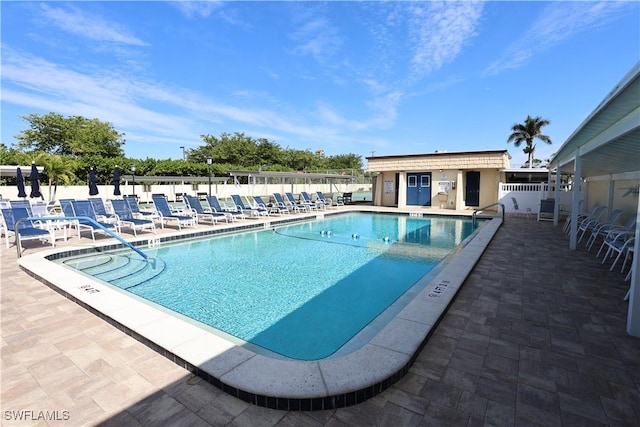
[2,1,638,168]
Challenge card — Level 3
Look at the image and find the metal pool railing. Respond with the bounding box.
[472,202,505,227]
[14,215,154,264]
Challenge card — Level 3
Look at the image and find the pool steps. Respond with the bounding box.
[62,253,166,289]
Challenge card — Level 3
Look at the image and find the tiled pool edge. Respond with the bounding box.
[17,213,502,411]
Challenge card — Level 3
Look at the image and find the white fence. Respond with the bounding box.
[0,182,371,205]
[498,182,577,215]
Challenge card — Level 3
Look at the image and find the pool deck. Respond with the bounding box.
[2,206,639,426]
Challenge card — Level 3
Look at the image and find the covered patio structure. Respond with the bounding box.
[548,62,640,336]
[227,170,357,198]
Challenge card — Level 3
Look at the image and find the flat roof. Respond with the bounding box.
[366,149,510,161]
[501,168,549,173]
[227,170,355,180]
[0,165,45,177]
[120,175,231,183]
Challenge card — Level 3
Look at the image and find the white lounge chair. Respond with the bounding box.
[111,199,156,236]
[206,195,243,221]
[587,215,634,251]
[152,195,196,230]
[601,231,635,272]
[184,195,224,224]
[1,207,54,252]
[578,208,621,243]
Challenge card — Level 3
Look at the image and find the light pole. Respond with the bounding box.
[206,157,212,196]
[131,165,136,197]
[180,146,186,161]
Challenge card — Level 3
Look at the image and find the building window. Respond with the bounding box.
[408,175,417,187]
[421,175,431,187]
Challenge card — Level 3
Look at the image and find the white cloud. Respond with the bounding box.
[39,3,148,46]
[484,1,633,76]
[407,1,483,79]
[2,46,391,154]
[290,16,342,64]
[171,0,222,19]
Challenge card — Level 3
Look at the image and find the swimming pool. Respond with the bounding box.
[20,208,501,409]
[54,212,479,360]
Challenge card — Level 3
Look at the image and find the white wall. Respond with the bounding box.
[0,182,370,205]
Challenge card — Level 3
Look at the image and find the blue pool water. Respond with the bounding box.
[57,213,479,360]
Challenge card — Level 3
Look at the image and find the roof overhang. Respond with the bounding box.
[549,62,640,178]
[366,149,510,161]
[227,170,355,180]
[501,168,549,173]
[0,165,45,177]
[120,175,231,183]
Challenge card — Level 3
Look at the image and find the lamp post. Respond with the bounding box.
[180,146,186,161]
[131,165,136,197]
[206,157,212,196]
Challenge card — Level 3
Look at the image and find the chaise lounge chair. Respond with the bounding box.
[231,194,264,218]
[254,195,288,215]
[273,193,301,213]
[124,195,158,220]
[110,199,156,236]
[69,199,120,240]
[206,195,244,221]
[301,192,324,210]
[152,195,196,230]
[1,207,54,253]
[88,197,118,224]
[184,194,228,224]
[316,191,335,208]
[285,192,315,212]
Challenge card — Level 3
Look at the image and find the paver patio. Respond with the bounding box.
[1,214,638,426]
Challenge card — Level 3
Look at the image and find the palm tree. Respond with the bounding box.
[35,153,77,202]
[507,115,552,168]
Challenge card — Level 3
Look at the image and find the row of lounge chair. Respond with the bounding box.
[565,204,636,291]
[0,192,346,254]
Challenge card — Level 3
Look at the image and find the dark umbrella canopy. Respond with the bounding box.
[113,166,121,196]
[89,168,99,196]
[16,167,27,198]
[29,162,41,199]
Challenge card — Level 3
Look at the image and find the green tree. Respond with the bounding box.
[326,153,363,170]
[35,153,77,201]
[507,115,552,168]
[15,113,125,157]
[197,132,259,166]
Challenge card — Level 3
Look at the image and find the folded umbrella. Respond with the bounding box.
[113,166,121,196]
[16,167,27,198]
[29,162,41,199]
[89,167,99,196]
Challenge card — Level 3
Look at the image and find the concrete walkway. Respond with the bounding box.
[1,216,639,426]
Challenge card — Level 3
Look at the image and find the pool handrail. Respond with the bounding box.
[472,202,505,227]
[14,215,154,263]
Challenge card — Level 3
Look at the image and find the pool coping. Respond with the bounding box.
[17,210,502,410]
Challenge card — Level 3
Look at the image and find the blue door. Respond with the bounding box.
[406,173,432,206]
